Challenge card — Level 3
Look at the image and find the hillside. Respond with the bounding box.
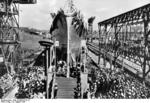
[19,30,43,50]
[17,28,50,62]
[17,27,50,50]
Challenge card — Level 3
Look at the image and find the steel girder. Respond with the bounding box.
[98,3,150,80]
[98,3,150,26]
[0,0,21,75]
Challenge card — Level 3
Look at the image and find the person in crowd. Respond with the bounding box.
[0,87,3,98]
[54,83,58,99]
[83,90,88,99]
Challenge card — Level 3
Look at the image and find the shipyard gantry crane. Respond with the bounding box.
[0,0,36,75]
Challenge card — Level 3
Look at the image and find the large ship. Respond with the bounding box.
[50,0,88,76]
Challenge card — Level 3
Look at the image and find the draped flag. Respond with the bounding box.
[50,10,66,34]
[72,13,87,38]
[88,16,95,24]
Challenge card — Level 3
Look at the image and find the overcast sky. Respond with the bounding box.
[19,0,150,30]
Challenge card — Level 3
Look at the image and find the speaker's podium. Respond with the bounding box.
[39,40,54,99]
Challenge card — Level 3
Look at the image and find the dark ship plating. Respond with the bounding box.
[50,0,87,67]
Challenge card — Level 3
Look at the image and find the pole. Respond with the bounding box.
[143,13,149,80]
[66,17,72,78]
[46,48,49,98]
[50,45,55,99]
[55,39,57,74]
[98,25,101,65]
[121,25,126,71]
[104,25,107,67]
[114,24,118,69]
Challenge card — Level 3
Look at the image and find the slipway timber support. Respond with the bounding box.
[98,3,150,81]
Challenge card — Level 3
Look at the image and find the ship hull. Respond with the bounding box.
[50,11,82,64]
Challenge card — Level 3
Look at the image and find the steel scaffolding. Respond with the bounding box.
[98,3,150,80]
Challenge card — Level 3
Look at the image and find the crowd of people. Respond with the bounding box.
[87,41,150,99]
[74,65,81,98]
[56,60,67,77]
[15,66,46,99]
[56,60,78,78]
[0,73,16,98]
[89,65,150,99]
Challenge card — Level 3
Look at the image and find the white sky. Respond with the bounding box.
[19,0,150,30]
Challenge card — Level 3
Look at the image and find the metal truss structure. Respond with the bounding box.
[98,3,150,80]
[0,0,36,75]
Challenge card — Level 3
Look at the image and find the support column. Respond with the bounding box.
[110,25,113,70]
[98,25,101,65]
[39,41,54,99]
[114,24,118,69]
[121,25,125,71]
[46,48,49,99]
[104,25,107,67]
[143,12,149,80]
